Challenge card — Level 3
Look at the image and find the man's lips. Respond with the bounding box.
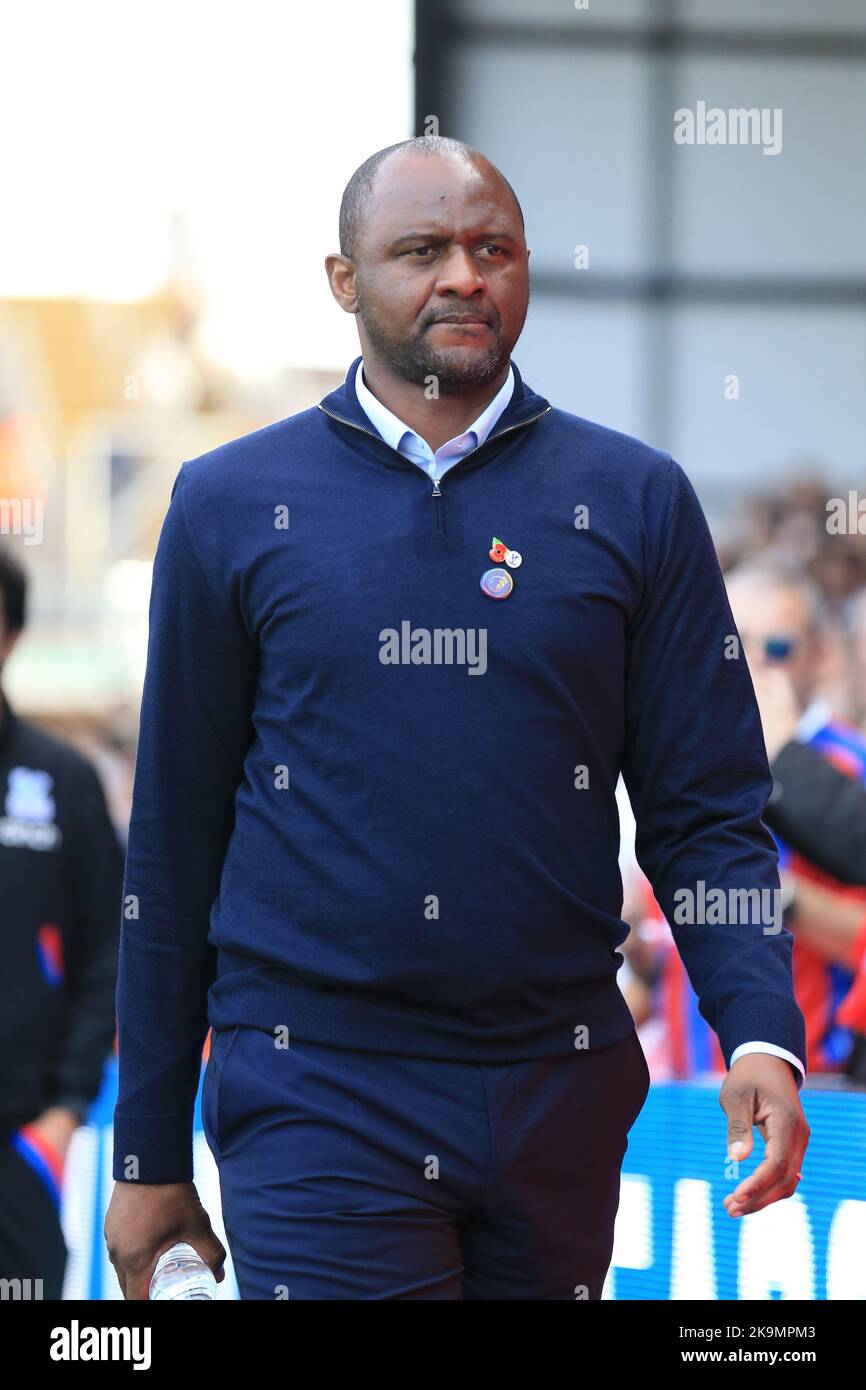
[427,316,492,328]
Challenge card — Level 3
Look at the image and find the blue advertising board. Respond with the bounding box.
[57,1063,866,1300]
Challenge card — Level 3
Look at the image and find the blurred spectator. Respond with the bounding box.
[723,558,863,1077]
[621,539,866,1085]
[731,476,866,610]
[0,547,123,1298]
[845,588,866,735]
[763,697,866,886]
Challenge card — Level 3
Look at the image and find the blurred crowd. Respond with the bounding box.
[621,473,866,1085]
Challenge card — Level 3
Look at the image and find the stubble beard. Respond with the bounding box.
[358,297,515,395]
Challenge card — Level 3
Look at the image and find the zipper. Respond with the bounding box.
[316,403,412,461]
[317,400,551,535]
[431,475,444,533]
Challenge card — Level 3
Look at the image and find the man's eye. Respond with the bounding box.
[480,244,505,256]
[408,246,436,257]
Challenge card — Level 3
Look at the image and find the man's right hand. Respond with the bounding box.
[104,1181,227,1300]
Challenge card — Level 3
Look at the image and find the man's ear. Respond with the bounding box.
[324,253,359,314]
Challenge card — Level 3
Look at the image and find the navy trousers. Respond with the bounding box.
[202,1023,650,1300]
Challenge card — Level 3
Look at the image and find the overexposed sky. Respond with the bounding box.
[0,0,414,371]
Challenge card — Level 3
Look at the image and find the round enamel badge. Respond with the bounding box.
[480,567,514,600]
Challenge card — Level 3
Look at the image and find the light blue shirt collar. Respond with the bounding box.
[354,359,514,481]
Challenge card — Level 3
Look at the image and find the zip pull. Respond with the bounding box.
[431,478,442,498]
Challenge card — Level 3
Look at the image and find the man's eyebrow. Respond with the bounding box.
[388,230,518,250]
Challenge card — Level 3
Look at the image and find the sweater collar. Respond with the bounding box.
[354,359,515,457]
[318,356,550,455]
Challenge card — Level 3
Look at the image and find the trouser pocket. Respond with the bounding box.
[623,1028,651,1131]
[202,1025,242,1158]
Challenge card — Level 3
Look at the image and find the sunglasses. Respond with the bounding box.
[742,634,800,661]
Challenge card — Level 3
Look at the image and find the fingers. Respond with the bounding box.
[112,1244,170,1301]
[725,1111,809,1218]
[125,1265,155,1301]
[724,1153,795,1217]
[720,1059,810,1219]
[725,1163,803,1217]
[726,1118,754,1164]
[723,1081,755,1164]
[106,1249,147,1301]
[103,1182,225,1300]
[199,1234,227,1282]
[104,1228,126,1300]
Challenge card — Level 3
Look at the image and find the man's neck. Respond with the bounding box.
[359,357,510,454]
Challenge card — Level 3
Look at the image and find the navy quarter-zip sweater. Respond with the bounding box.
[113,356,806,1182]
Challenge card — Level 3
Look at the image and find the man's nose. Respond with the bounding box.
[434,245,486,296]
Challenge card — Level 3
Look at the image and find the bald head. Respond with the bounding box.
[339,136,525,262]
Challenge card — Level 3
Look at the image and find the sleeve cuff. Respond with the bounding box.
[730,1041,806,1089]
[112,1112,194,1184]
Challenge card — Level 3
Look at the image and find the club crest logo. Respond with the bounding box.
[6,767,56,822]
[0,766,61,850]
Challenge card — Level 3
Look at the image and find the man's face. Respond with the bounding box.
[727,581,820,713]
[346,152,530,393]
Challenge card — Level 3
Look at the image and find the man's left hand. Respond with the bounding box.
[719,1054,810,1218]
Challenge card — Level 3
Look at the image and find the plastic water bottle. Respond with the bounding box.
[149,1242,217,1300]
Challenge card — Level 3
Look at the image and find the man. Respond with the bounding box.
[0,547,123,1298]
[726,559,866,1075]
[105,136,808,1301]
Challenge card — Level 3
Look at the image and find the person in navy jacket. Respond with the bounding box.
[0,548,123,1299]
